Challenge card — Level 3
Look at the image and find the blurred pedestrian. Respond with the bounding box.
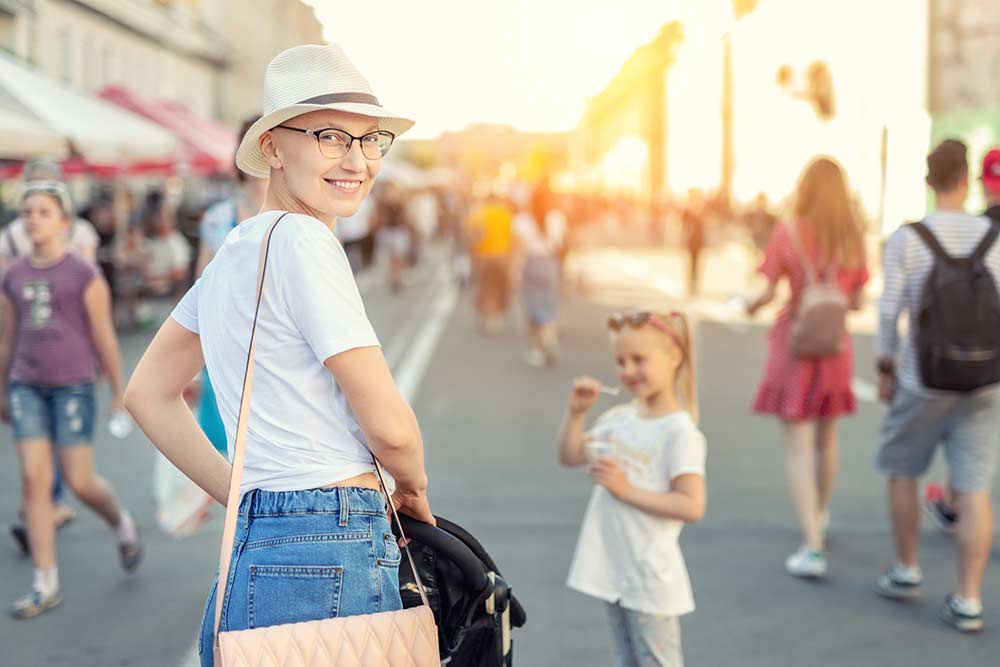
[143,190,191,299]
[746,157,868,579]
[468,190,513,334]
[873,139,1000,633]
[681,190,706,297]
[191,117,268,457]
[195,118,268,278]
[375,182,411,293]
[124,44,433,666]
[3,163,100,555]
[558,310,706,667]
[512,182,565,367]
[1,181,141,619]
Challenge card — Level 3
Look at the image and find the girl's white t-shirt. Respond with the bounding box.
[566,405,707,617]
[171,210,382,497]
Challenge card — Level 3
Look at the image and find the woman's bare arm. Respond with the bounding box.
[124,319,231,504]
[325,346,434,523]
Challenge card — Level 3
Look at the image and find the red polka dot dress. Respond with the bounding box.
[752,222,869,421]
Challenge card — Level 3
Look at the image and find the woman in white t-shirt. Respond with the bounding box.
[124,45,433,667]
[558,310,707,667]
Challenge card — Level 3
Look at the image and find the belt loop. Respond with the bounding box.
[338,487,349,527]
[239,490,255,540]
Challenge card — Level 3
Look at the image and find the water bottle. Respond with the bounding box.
[108,410,134,439]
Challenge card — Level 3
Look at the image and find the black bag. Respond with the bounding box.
[911,221,1000,391]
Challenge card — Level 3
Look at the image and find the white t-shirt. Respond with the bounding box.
[566,405,707,617]
[171,210,382,497]
[513,210,566,258]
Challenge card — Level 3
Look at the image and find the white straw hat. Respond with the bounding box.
[236,44,415,178]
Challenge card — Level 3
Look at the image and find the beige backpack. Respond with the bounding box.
[788,225,848,358]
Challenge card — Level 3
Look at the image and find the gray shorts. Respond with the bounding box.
[876,386,1000,492]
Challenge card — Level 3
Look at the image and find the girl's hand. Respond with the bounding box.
[569,376,602,415]
[590,458,631,500]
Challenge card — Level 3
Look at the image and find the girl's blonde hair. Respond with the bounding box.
[663,311,699,424]
[793,156,865,270]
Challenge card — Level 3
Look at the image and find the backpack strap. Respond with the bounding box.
[787,222,818,285]
[970,223,1000,264]
[909,221,957,266]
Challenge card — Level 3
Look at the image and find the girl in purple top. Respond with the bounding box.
[0,182,141,619]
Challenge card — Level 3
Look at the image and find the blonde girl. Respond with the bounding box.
[558,310,707,667]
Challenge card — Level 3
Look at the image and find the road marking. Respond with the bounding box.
[852,377,878,403]
[394,280,459,402]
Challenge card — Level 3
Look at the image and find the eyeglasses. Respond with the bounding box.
[275,125,395,160]
[608,311,686,352]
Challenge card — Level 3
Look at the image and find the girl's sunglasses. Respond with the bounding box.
[607,311,686,352]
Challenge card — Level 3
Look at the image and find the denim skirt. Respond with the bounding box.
[198,486,402,666]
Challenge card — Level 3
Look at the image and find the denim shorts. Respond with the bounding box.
[198,486,403,666]
[7,382,96,447]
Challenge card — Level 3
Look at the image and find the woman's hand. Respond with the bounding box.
[590,458,631,500]
[391,487,436,527]
[569,376,602,416]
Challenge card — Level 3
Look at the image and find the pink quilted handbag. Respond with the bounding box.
[213,214,439,666]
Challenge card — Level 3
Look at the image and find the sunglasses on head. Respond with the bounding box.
[607,311,686,351]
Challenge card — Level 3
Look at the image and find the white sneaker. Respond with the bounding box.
[525,349,547,368]
[785,546,828,579]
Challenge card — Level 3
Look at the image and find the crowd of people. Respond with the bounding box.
[2,40,1000,667]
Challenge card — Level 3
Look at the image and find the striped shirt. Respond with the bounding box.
[878,210,1000,392]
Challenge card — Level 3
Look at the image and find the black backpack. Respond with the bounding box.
[911,221,1000,392]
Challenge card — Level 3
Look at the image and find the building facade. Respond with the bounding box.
[0,0,321,125]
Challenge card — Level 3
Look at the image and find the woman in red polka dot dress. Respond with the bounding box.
[746,157,869,580]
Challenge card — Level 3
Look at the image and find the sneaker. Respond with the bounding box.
[525,349,547,368]
[939,595,984,633]
[11,589,62,619]
[785,546,827,579]
[924,484,958,534]
[874,565,923,600]
[119,531,143,574]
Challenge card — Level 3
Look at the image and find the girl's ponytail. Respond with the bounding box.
[669,312,699,424]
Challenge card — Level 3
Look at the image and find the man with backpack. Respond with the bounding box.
[874,139,1000,633]
[924,147,1000,532]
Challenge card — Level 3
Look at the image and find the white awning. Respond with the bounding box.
[0,105,69,159]
[0,53,177,163]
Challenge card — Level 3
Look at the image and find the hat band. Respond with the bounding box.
[298,92,381,107]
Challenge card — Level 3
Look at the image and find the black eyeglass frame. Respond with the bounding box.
[274,125,396,159]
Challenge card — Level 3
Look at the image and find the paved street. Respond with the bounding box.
[1,244,998,666]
